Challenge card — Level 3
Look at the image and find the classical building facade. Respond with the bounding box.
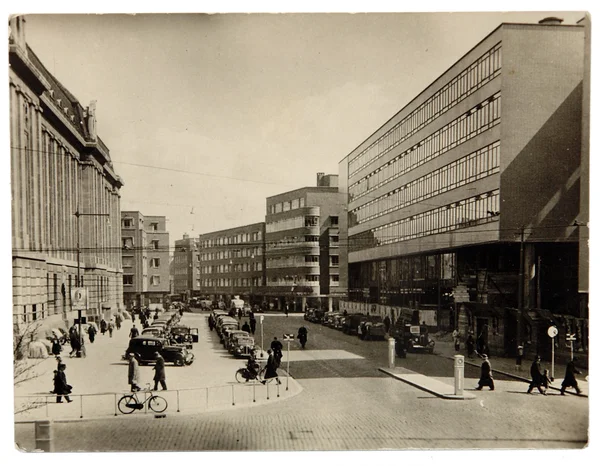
[339,18,588,357]
[10,17,124,326]
[121,212,170,309]
[264,173,345,311]
[173,234,201,301]
[199,223,266,305]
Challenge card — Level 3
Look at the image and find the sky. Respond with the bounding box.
[13,8,589,248]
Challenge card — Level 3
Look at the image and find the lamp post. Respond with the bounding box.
[229,259,234,301]
[74,209,110,357]
[250,254,255,305]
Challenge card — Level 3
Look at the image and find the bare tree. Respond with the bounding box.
[14,321,49,414]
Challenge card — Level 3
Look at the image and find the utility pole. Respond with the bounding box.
[516,225,525,355]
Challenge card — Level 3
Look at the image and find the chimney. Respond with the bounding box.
[539,17,564,25]
[317,172,325,186]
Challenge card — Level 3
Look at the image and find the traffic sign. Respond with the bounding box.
[71,287,88,310]
[566,334,577,341]
[283,333,295,341]
[547,326,558,338]
[260,315,264,323]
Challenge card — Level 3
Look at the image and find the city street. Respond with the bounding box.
[14,310,588,451]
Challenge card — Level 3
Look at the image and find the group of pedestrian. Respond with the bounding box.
[127,351,167,392]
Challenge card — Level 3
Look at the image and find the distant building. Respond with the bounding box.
[199,223,266,305]
[263,173,345,312]
[173,234,201,301]
[338,18,587,356]
[10,17,124,327]
[121,212,170,309]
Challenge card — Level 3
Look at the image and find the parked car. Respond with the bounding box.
[358,315,387,340]
[169,324,199,348]
[124,336,195,366]
[397,324,435,353]
[308,309,325,324]
[224,330,250,350]
[324,312,342,328]
[141,327,164,338]
[342,314,365,335]
[232,338,258,358]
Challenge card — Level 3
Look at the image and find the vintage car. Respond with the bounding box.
[323,312,341,327]
[224,330,250,350]
[141,327,164,338]
[308,309,325,324]
[358,315,387,340]
[169,324,199,348]
[342,314,365,335]
[229,333,255,356]
[124,336,195,366]
[221,326,244,346]
[396,324,435,353]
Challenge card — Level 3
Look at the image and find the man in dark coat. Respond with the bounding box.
[249,313,257,335]
[561,358,582,395]
[241,321,251,333]
[261,349,281,385]
[466,333,475,358]
[129,324,139,339]
[527,355,546,395]
[270,337,283,361]
[475,354,495,390]
[87,325,96,343]
[153,352,167,390]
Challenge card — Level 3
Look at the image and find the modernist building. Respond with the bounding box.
[173,234,201,301]
[121,212,170,309]
[10,17,124,327]
[339,18,587,356]
[264,173,345,311]
[199,223,266,305]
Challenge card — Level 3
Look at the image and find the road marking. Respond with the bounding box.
[284,350,363,362]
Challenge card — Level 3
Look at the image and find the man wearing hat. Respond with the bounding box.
[476,354,495,391]
[527,355,546,395]
[127,353,141,392]
[153,352,167,391]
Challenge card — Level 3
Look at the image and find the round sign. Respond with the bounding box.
[547,326,558,338]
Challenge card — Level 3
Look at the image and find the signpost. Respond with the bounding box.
[547,325,558,379]
[283,333,294,391]
[71,287,88,357]
[566,333,577,362]
[260,315,264,355]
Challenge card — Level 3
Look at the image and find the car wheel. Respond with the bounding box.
[174,357,184,366]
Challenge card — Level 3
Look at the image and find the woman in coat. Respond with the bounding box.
[53,363,72,403]
[152,352,167,390]
[527,355,546,395]
[87,325,96,343]
[100,319,107,335]
[561,358,582,395]
[475,354,495,391]
[128,353,141,392]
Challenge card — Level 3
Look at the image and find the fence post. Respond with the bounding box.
[80,395,83,419]
[253,382,256,403]
[277,380,280,398]
[231,385,235,406]
[177,390,180,413]
[114,393,117,416]
[266,381,270,400]
[35,419,53,452]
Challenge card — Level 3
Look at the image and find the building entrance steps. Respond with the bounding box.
[378,367,476,399]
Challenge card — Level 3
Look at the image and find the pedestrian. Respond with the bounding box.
[516,344,524,371]
[466,333,475,358]
[541,369,552,392]
[297,325,308,349]
[285,303,289,317]
[384,315,391,335]
[132,312,136,323]
[249,314,257,335]
[100,318,107,335]
[241,321,251,333]
[129,324,139,339]
[527,355,547,395]
[270,336,283,364]
[53,363,73,403]
[127,353,142,392]
[475,354,495,391]
[69,326,81,357]
[51,338,62,356]
[261,349,281,385]
[560,358,582,395]
[87,324,96,343]
[153,352,167,390]
[452,328,460,352]
[108,321,114,338]
[115,314,122,330]
[208,314,215,331]
[238,308,243,320]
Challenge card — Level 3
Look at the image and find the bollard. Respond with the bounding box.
[35,419,53,452]
[388,338,395,369]
[454,355,465,396]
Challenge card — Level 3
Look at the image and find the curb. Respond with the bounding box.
[435,353,588,398]
[378,367,476,400]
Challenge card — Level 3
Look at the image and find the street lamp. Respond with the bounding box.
[74,208,110,357]
[229,259,234,299]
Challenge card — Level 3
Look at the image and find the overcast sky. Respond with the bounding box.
[15,10,588,247]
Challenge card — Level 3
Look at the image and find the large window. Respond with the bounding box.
[123,275,133,285]
[150,276,161,286]
[150,258,160,268]
[122,218,133,228]
[151,240,159,250]
[348,43,502,176]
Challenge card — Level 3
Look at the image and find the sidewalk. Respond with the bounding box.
[14,311,303,422]
[433,340,589,397]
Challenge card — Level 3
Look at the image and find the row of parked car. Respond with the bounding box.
[123,311,197,366]
[210,310,267,362]
[304,309,435,356]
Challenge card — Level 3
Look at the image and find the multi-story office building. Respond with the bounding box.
[121,212,170,309]
[10,17,124,327]
[339,18,587,356]
[199,223,266,305]
[173,234,201,301]
[264,173,346,311]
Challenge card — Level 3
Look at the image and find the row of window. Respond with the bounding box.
[201,230,263,248]
[268,275,321,283]
[349,190,500,252]
[200,247,263,261]
[123,275,162,286]
[265,255,340,268]
[122,257,162,268]
[349,93,502,201]
[121,218,160,230]
[122,238,161,250]
[268,197,306,215]
[348,43,502,176]
[202,277,260,287]
[350,141,501,226]
[266,215,320,233]
[200,262,263,273]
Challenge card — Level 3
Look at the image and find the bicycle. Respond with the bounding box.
[117,384,168,414]
[235,364,271,384]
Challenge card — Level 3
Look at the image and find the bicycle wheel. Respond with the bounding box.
[235,368,250,383]
[117,395,137,414]
[148,395,168,413]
